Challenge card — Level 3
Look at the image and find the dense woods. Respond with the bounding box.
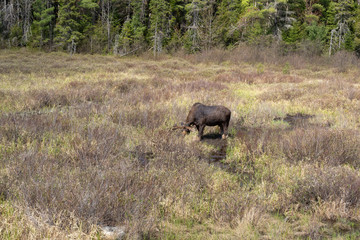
[1,0,360,55]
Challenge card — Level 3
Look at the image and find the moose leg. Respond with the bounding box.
[198,125,205,140]
[220,125,224,135]
[222,122,229,139]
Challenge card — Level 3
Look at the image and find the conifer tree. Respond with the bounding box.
[184,0,203,52]
[55,0,83,54]
[55,0,98,54]
[130,0,147,51]
[118,17,133,55]
[354,8,360,56]
[31,0,56,48]
[215,0,243,46]
[328,0,354,54]
[283,20,304,44]
[149,0,173,56]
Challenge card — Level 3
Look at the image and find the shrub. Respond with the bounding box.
[294,166,360,208]
[279,128,360,167]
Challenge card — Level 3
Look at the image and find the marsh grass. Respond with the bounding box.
[1,48,360,239]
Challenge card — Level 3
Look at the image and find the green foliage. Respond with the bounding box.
[1,0,360,54]
[282,62,290,74]
[247,21,264,45]
[283,20,304,44]
[344,32,354,50]
[118,18,133,54]
[55,0,98,53]
[55,0,83,53]
[256,63,265,74]
[9,25,22,46]
[129,0,148,50]
[149,0,173,55]
[215,0,243,46]
[312,4,325,16]
[326,2,337,28]
[306,22,328,43]
[31,0,55,48]
[80,0,98,9]
[287,0,306,21]
[354,9,360,56]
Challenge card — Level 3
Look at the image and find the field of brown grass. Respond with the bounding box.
[1,48,360,239]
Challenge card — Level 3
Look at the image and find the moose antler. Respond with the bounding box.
[171,124,193,131]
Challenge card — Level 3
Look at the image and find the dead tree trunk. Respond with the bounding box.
[22,0,32,44]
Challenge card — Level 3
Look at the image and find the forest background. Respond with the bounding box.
[1,0,360,56]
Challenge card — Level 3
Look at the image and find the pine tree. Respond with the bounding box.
[130,0,147,51]
[118,17,133,55]
[199,0,217,51]
[170,0,186,30]
[354,8,360,56]
[31,0,56,48]
[149,0,173,56]
[55,0,83,54]
[247,21,263,45]
[184,0,203,52]
[306,22,328,43]
[283,20,304,44]
[215,0,243,46]
[55,0,98,54]
[328,0,355,54]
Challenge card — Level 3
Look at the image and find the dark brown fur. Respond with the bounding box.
[185,103,231,140]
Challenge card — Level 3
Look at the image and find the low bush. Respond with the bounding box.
[294,166,360,209]
[279,128,360,167]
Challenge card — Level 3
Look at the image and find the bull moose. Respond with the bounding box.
[174,103,231,140]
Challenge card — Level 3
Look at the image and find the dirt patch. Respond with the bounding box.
[204,138,227,163]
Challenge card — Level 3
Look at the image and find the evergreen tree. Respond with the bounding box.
[168,0,186,52]
[149,0,173,56]
[328,0,355,54]
[55,0,83,53]
[130,0,148,51]
[288,0,306,22]
[283,20,304,44]
[31,0,56,48]
[215,0,243,46]
[55,0,98,54]
[184,0,203,52]
[199,0,217,50]
[0,0,360,55]
[118,17,133,55]
[354,8,360,56]
[246,21,264,45]
[306,22,328,43]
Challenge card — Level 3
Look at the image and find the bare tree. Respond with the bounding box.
[1,0,16,34]
[22,0,33,44]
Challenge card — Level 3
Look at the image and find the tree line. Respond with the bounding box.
[1,0,360,56]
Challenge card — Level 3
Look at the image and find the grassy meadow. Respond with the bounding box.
[1,48,360,239]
